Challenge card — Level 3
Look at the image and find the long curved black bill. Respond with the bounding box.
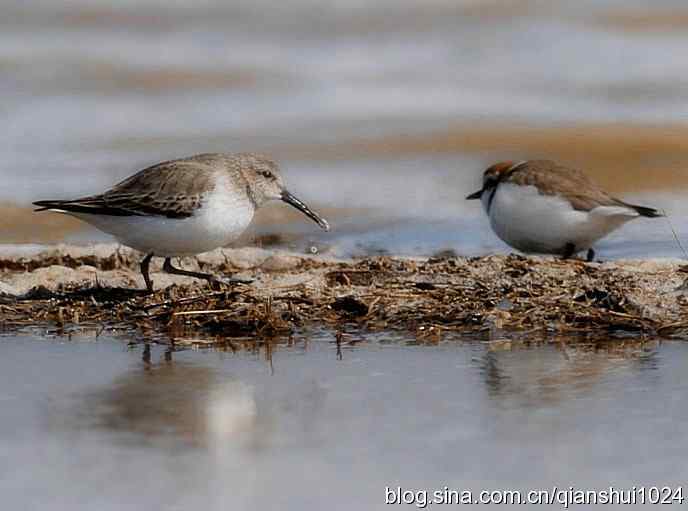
[281,190,330,231]
[466,189,483,200]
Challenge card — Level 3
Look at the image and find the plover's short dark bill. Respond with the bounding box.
[466,160,662,261]
[34,153,330,291]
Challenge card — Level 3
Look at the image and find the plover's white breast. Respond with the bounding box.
[73,174,256,256]
[484,183,638,254]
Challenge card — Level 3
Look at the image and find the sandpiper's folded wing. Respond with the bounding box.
[34,157,218,219]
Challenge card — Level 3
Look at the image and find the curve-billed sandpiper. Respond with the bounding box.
[34,153,330,291]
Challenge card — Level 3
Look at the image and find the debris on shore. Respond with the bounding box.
[2,244,687,344]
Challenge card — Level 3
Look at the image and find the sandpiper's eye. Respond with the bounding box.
[260,170,273,179]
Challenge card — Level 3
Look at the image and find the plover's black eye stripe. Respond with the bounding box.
[486,187,498,214]
[483,161,528,213]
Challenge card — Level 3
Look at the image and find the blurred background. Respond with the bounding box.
[2,0,688,258]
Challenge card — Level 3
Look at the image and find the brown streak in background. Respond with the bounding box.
[289,122,688,193]
[1,57,274,93]
[600,9,688,32]
[38,1,538,33]
[0,203,85,243]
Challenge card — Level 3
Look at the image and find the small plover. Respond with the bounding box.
[34,153,330,291]
[466,160,662,261]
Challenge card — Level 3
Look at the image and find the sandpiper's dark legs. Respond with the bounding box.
[561,242,576,260]
[140,253,154,292]
[586,248,596,262]
[163,257,216,284]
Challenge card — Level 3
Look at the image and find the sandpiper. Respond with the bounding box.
[466,160,662,261]
[34,153,330,291]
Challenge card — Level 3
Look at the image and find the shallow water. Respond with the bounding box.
[1,331,687,510]
[2,0,688,258]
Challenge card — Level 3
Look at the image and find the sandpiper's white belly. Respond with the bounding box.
[72,176,255,256]
[484,183,638,254]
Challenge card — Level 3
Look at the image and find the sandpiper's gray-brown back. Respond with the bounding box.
[35,153,283,219]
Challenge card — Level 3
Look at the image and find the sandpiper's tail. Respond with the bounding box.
[33,199,70,212]
[33,199,99,214]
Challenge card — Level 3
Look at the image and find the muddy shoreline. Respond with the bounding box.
[2,244,688,344]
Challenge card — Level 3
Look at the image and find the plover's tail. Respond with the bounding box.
[625,203,664,218]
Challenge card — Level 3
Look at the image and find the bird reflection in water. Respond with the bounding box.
[76,345,257,447]
[479,337,661,404]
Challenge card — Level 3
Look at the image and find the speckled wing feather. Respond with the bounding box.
[34,155,222,218]
[506,160,635,212]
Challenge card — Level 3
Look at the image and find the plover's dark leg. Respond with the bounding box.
[163,257,216,283]
[140,253,154,292]
[586,248,596,262]
[561,242,576,260]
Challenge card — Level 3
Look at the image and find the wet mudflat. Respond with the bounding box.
[3,245,688,342]
[1,331,687,511]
